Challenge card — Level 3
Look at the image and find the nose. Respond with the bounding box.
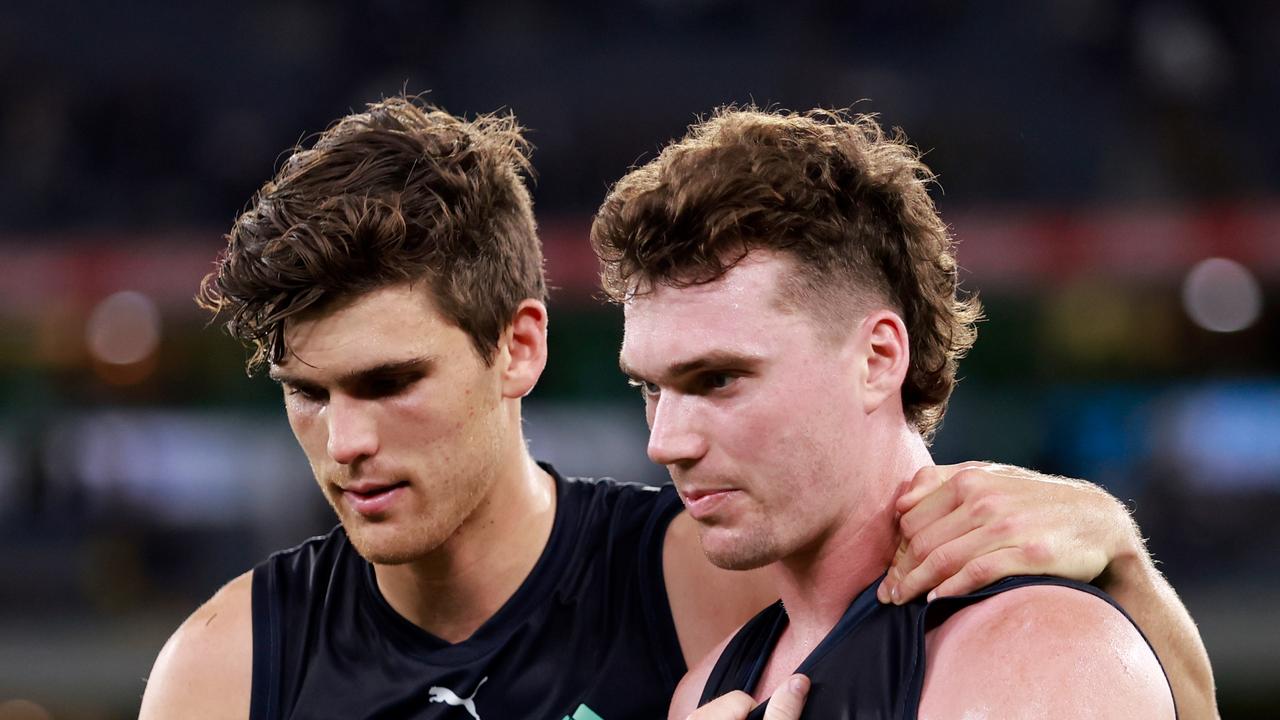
[646,393,708,467]
[325,395,379,465]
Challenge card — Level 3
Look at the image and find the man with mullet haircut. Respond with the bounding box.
[138,96,1215,719]
[592,107,1213,719]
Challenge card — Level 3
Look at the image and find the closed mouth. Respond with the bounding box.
[342,480,410,499]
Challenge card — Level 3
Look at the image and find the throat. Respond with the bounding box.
[373,462,557,643]
[752,621,825,703]
[770,513,897,637]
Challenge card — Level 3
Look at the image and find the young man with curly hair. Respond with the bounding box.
[592,108,1209,719]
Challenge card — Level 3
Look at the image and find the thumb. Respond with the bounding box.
[762,675,810,720]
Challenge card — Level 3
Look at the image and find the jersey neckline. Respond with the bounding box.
[357,461,581,665]
[741,572,891,696]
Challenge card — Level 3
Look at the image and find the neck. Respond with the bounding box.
[772,424,932,647]
[373,419,556,642]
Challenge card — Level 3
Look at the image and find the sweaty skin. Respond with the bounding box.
[883,462,1216,719]
[644,253,1176,720]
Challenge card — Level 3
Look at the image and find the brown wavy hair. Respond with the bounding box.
[198,95,545,371]
[590,107,980,438]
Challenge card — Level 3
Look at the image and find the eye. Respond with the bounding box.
[705,373,731,389]
[627,378,662,398]
[359,375,416,399]
[286,385,327,404]
[699,372,735,392]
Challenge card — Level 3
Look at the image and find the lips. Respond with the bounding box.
[339,480,410,517]
[678,486,741,521]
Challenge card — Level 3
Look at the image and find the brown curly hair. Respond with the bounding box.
[198,95,546,371]
[590,107,980,438]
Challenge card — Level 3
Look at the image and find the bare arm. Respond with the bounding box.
[664,510,778,666]
[1096,541,1217,720]
[138,571,253,720]
[919,584,1174,718]
[883,462,1217,718]
[668,632,735,720]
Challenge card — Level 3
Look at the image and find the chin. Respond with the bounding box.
[342,520,450,565]
[700,527,780,571]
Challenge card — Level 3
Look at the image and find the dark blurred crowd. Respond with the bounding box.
[2,1,1277,233]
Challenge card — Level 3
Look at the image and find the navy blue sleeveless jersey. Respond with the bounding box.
[250,466,686,720]
[699,575,1172,720]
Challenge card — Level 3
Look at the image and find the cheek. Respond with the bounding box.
[388,377,498,445]
[720,385,819,456]
[285,406,325,452]
[724,392,842,504]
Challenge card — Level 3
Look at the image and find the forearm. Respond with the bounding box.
[1098,548,1218,719]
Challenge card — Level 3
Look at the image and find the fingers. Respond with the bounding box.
[926,546,1031,601]
[684,677,811,720]
[762,675,810,720]
[888,461,1127,607]
[897,466,997,546]
[685,691,755,720]
[883,506,989,603]
[896,462,986,514]
[894,526,1028,602]
[881,469,969,604]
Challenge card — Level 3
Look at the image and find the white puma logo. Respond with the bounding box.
[427,676,488,720]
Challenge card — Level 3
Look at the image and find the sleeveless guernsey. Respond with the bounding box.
[250,465,685,720]
[699,575,1173,719]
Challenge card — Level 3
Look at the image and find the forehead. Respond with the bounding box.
[621,251,808,372]
[276,282,460,375]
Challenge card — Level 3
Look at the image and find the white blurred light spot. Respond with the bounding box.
[0,699,53,720]
[86,291,162,364]
[1181,258,1262,333]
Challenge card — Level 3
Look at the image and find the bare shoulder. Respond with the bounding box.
[139,570,254,720]
[919,584,1174,719]
[663,510,777,666]
[668,630,738,720]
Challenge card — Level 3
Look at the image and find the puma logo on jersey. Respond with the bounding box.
[427,676,488,720]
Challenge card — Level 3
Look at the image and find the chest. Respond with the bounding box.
[750,631,817,703]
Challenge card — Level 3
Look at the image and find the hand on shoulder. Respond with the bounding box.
[138,571,254,720]
[882,461,1134,604]
[919,584,1175,719]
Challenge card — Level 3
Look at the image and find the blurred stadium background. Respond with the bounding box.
[1,1,1277,717]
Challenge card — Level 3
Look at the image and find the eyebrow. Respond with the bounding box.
[620,350,762,383]
[269,356,436,387]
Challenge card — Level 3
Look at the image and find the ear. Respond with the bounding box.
[499,299,549,399]
[859,309,910,414]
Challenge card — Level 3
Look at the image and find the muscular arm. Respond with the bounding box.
[664,510,778,666]
[1096,541,1217,720]
[138,571,253,720]
[919,584,1174,719]
[668,632,735,720]
[883,463,1217,718]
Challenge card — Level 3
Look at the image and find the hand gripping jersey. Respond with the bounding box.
[250,465,686,720]
[698,575,1174,720]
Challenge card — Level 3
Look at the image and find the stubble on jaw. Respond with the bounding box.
[329,468,494,567]
[698,523,782,571]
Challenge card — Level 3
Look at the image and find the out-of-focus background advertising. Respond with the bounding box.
[1,2,1277,718]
